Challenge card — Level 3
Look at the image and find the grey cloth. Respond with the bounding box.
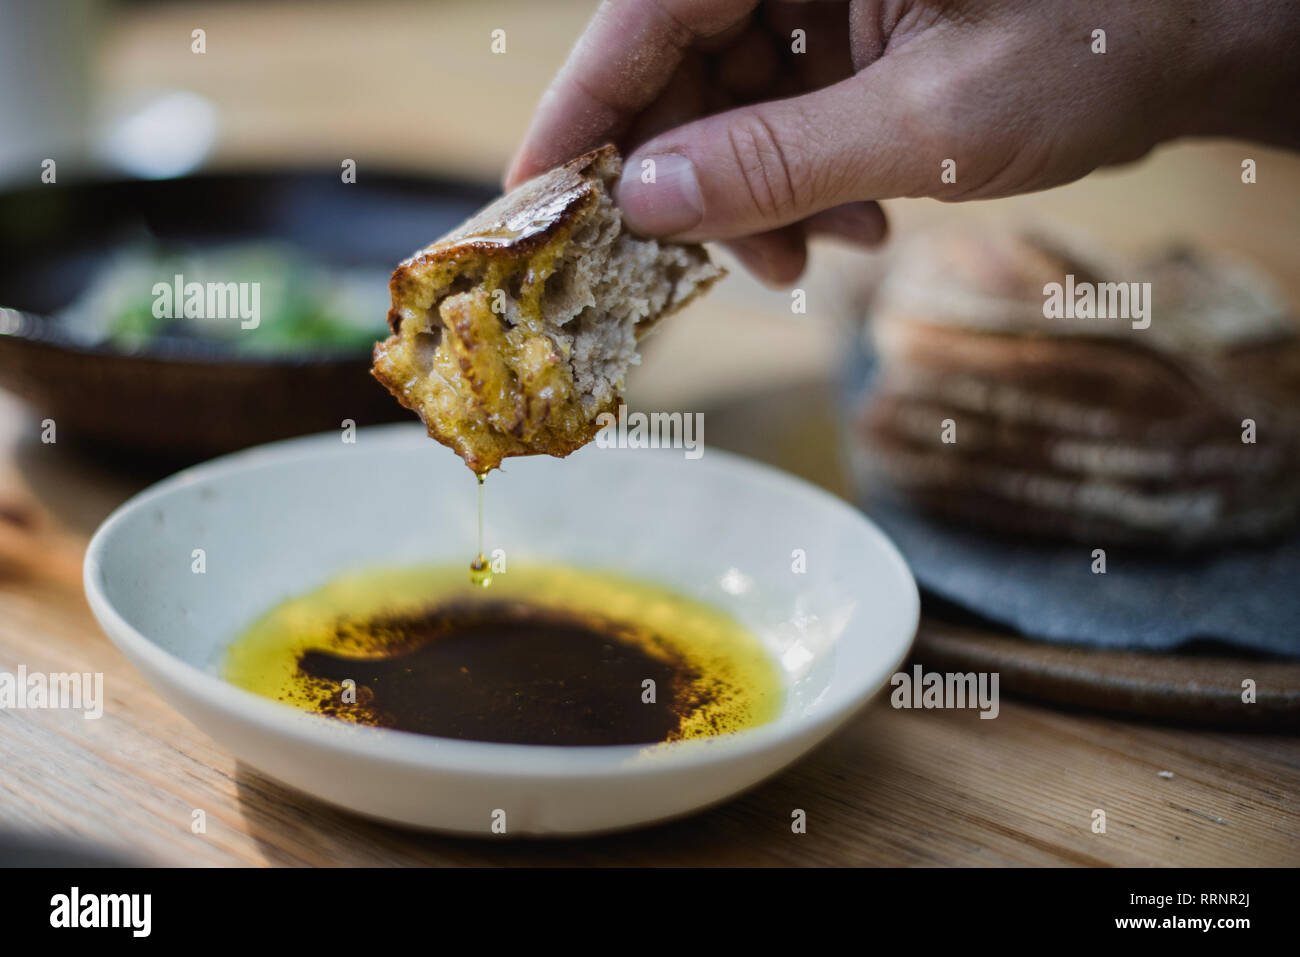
[864,499,1300,658]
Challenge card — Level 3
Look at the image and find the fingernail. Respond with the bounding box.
[617,153,703,236]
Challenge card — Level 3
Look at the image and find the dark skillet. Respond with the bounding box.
[0,170,495,461]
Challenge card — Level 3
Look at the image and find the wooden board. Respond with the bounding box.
[916,617,1300,728]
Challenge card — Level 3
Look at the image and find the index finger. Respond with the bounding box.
[504,0,759,189]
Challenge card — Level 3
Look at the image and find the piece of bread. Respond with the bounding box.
[864,390,1293,483]
[372,145,724,472]
[851,226,1300,548]
[851,439,1300,547]
[854,390,1300,547]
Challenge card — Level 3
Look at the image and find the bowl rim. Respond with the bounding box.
[83,425,920,779]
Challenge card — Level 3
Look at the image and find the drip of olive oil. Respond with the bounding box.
[224,563,782,746]
[469,471,491,587]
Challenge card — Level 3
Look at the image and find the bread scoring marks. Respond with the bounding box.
[1042,274,1151,330]
[592,404,704,459]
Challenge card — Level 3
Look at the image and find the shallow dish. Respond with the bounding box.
[0,170,494,460]
[84,425,918,836]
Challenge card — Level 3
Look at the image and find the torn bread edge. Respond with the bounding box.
[372,144,725,472]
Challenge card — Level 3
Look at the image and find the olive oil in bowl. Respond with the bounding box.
[225,563,782,746]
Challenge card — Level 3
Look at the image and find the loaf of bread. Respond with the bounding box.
[851,227,1300,548]
[373,145,724,472]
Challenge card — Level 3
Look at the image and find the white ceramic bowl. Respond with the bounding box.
[84,425,918,836]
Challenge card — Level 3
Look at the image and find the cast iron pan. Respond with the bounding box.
[0,170,496,461]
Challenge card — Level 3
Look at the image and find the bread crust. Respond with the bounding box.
[385,146,612,336]
[371,144,722,473]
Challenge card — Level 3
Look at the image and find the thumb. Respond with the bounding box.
[615,71,932,242]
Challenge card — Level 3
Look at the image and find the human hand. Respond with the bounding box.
[506,0,1300,284]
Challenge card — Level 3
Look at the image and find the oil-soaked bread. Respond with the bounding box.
[372,145,724,472]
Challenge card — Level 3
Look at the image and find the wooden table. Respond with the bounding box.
[2,0,1297,867]
[1,385,1296,867]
